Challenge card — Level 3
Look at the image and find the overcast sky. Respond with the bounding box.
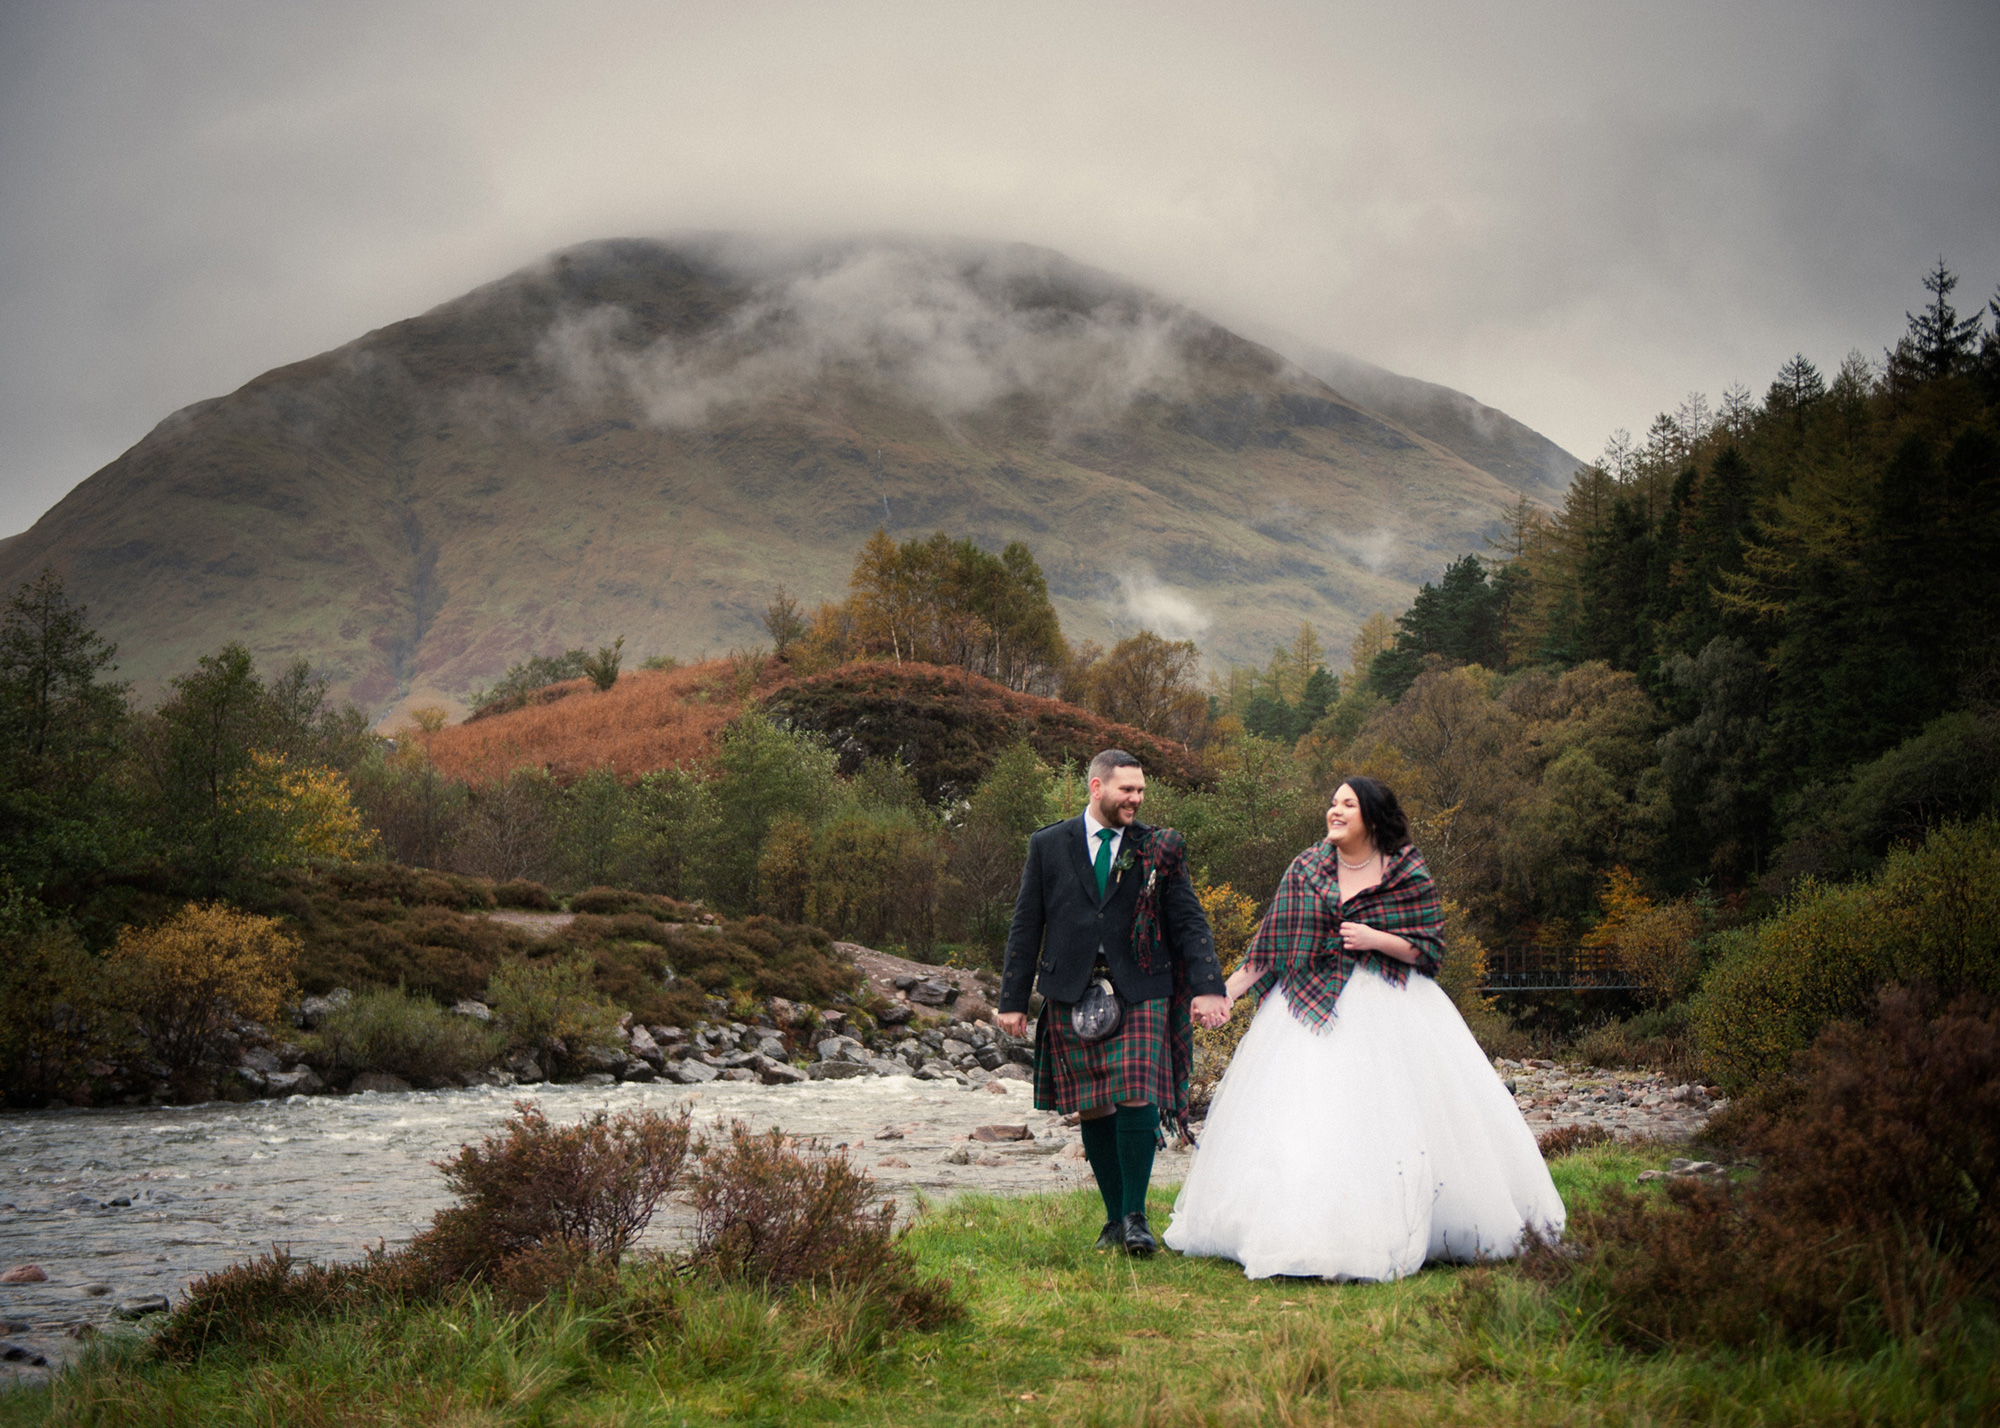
[2,0,1995,537]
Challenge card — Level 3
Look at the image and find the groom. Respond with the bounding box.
[998,749,1230,1255]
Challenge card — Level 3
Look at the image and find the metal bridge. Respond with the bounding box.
[1479,946,1641,994]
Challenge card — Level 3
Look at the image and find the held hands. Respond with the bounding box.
[1191,994,1231,1029]
[996,1012,1028,1038]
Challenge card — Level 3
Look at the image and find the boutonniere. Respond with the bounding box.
[1112,847,1138,884]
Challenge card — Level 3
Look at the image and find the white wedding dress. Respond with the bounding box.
[1163,965,1564,1280]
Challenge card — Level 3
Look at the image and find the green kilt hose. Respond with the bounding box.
[1034,994,1193,1122]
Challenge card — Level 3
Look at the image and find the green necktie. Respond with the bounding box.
[1093,827,1116,900]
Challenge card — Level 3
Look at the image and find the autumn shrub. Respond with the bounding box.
[1615,899,1705,1007]
[803,814,944,952]
[1692,819,2000,1091]
[485,954,625,1058]
[1572,1004,1699,1078]
[322,862,497,909]
[1535,1123,1612,1158]
[0,922,124,1107]
[413,1103,693,1283]
[687,1120,960,1329]
[1528,988,2000,1352]
[149,1247,371,1364]
[308,985,503,1087]
[1190,881,1259,1105]
[110,902,297,1076]
[567,885,688,919]
[493,878,556,909]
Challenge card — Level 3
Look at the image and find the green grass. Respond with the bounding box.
[5,1144,1992,1427]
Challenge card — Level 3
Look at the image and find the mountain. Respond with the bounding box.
[0,236,1580,721]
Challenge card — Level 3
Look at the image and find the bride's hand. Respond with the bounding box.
[1340,920,1417,962]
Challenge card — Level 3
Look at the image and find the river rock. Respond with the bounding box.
[348,1072,413,1095]
[627,1024,660,1058]
[239,1047,282,1075]
[757,1060,808,1086]
[576,1044,628,1074]
[265,1068,324,1095]
[717,1068,757,1083]
[876,1003,913,1025]
[990,1063,1031,1082]
[0,1342,49,1366]
[114,1296,171,1320]
[808,1061,868,1081]
[294,989,352,1029]
[907,979,954,1006]
[973,1124,1032,1142]
[504,1051,545,1083]
[0,1265,47,1284]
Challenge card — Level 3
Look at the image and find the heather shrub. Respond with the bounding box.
[308,985,503,1087]
[110,902,297,1076]
[1572,1003,1698,1077]
[415,1102,693,1281]
[493,878,555,909]
[1529,988,2000,1352]
[150,1247,371,1364]
[687,1120,960,1329]
[1535,1123,1612,1158]
[567,886,688,919]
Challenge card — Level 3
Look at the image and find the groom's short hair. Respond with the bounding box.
[1088,749,1142,783]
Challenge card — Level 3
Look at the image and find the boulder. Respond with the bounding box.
[718,1068,758,1082]
[974,1047,1006,1071]
[577,1044,628,1074]
[990,1063,1031,1082]
[504,1050,545,1083]
[0,1342,48,1366]
[620,1062,658,1083]
[294,989,352,1029]
[757,1060,808,1086]
[450,1000,493,1022]
[808,1061,868,1081]
[349,1071,413,1095]
[265,1068,324,1095]
[0,1266,47,1284]
[239,1047,282,1075]
[664,1059,719,1084]
[877,1155,911,1168]
[866,1058,906,1077]
[628,1024,660,1057]
[876,1002,914,1026]
[114,1296,171,1320]
[576,1073,618,1087]
[907,979,953,1007]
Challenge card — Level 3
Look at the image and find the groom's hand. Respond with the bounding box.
[997,1012,1028,1038]
[1191,994,1230,1029]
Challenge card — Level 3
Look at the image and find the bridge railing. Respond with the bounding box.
[1480,945,1639,993]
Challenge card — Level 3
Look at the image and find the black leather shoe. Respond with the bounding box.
[1094,1222,1123,1251]
[1121,1211,1157,1256]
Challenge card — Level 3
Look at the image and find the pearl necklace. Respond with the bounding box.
[1336,847,1377,871]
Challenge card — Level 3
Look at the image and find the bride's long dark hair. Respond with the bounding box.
[1342,776,1411,852]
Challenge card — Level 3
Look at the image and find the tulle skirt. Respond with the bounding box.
[1162,966,1564,1281]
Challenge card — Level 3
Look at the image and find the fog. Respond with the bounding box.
[2,0,1996,537]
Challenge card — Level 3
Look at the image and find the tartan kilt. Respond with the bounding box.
[1034,994,1177,1115]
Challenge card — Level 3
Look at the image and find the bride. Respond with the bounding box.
[1162,777,1563,1280]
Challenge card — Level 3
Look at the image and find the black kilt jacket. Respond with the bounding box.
[998,816,1226,1013]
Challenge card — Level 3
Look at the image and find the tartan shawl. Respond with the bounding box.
[1128,827,1197,1141]
[1239,841,1445,1030]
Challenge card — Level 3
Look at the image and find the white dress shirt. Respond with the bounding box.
[1082,807,1124,869]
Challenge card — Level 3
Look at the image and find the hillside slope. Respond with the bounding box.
[0,236,1572,718]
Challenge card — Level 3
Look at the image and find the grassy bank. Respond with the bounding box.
[6,1145,1991,1427]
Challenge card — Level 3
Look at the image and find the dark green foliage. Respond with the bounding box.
[0,571,131,903]
[1368,554,1505,700]
[582,636,625,693]
[0,919,124,1108]
[469,647,594,714]
[307,986,504,1088]
[1530,989,2000,1352]
[766,661,1205,803]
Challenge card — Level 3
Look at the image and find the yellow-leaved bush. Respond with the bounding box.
[1190,880,1260,1104]
[229,751,375,870]
[111,903,298,1074]
[1692,819,2000,1092]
